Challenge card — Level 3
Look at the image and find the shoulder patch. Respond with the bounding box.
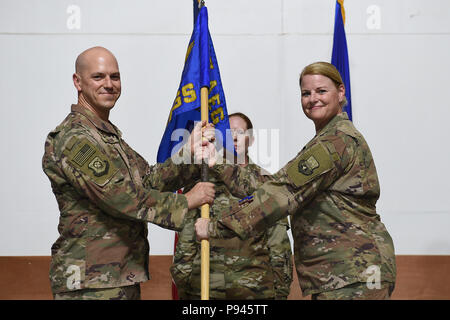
[72,142,96,167]
[286,142,334,187]
[88,156,110,177]
[66,138,118,186]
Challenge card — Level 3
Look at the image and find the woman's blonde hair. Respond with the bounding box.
[299,61,347,108]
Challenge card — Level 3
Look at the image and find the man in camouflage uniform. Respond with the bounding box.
[196,63,396,299]
[171,113,293,299]
[42,46,215,300]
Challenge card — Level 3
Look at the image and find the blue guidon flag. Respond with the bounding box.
[157,5,233,163]
[331,0,352,121]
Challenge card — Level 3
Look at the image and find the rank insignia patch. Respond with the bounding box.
[88,156,109,177]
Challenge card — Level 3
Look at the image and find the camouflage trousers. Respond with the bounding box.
[311,282,395,300]
[53,284,141,300]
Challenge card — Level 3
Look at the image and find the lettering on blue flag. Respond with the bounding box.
[157,6,233,163]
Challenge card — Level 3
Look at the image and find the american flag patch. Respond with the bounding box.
[72,143,95,166]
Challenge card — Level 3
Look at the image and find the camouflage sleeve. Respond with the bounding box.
[56,128,189,231]
[122,141,151,179]
[210,164,274,198]
[266,219,293,299]
[142,150,200,192]
[210,134,356,239]
[170,210,199,296]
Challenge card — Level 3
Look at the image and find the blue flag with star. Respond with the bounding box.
[157,6,233,163]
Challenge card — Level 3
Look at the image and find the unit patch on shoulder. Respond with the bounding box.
[286,142,333,187]
[88,156,110,177]
[66,138,118,186]
[298,156,319,176]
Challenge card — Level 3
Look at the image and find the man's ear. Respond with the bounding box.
[73,73,82,92]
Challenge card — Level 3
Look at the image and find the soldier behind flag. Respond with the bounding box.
[171,112,293,300]
[42,46,216,300]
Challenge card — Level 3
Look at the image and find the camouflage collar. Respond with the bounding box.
[71,104,122,137]
[316,112,349,136]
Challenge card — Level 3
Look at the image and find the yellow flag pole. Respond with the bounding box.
[338,0,346,24]
[200,86,210,300]
[197,0,209,300]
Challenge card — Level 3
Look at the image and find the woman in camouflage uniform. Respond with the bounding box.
[196,62,396,300]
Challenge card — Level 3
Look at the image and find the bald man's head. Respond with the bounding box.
[75,46,118,75]
[73,47,121,120]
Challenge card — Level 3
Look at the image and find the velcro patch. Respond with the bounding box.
[286,142,334,187]
[72,143,96,167]
[88,156,110,177]
[66,138,118,186]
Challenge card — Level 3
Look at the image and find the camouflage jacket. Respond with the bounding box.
[42,104,198,293]
[171,162,293,299]
[209,112,396,296]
